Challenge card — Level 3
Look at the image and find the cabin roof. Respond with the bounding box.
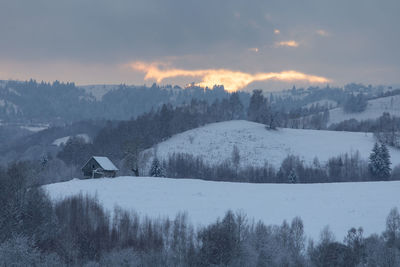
[83,156,119,171]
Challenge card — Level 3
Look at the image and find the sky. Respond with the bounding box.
[0,0,399,92]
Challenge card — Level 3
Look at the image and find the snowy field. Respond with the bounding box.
[44,176,400,240]
[145,120,400,169]
[329,95,400,125]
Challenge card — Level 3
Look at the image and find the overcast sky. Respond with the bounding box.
[0,0,399,91]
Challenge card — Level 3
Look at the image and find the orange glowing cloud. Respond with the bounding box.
[275,40,299,47]
[248,47,259,53]
[130,61,330,92]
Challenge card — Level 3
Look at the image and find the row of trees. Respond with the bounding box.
[148,143,397,183]
[1,162,400,266]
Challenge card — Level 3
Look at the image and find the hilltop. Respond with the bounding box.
[145,120,400,170]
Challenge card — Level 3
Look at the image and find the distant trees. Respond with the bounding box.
[329,113,400,149]
[57,136,93,166]
[160,150,397,184]
[247,90,280,129]
[374,113,400,148]
[247,90,268,123]
[343,93,368,113]
[123,140,141,176]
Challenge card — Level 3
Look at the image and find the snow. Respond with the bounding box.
[20,124,49,132]
[329,95,400,125]
[304,99,337,109]
[79,84,119,101]
[52,133,90,146]
[44,176,400,240]
[145,120,400,170]
[92,156,119,171]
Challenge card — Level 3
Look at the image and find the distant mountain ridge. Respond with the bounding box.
[0,80,236,124]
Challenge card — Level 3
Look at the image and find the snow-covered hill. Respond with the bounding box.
[44,176,400,240]
[329,95,400,125]
[145,120,400,169]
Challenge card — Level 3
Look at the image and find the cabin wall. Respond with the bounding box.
[82,158,102,177]
[82,158,118,178]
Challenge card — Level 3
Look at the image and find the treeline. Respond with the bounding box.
[0,80,244,123]
[1,163,400,266]
[157,145,399,184]
[329,112,400,148]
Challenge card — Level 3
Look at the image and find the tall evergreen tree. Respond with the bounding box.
[368,142,392,180]
[149,157,165,177]
[380,143,392,180]
[247,90,268,123]
[369,142,382,179]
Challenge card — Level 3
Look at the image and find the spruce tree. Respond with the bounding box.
[380,143,392,180]
[369,142,383,179]
[369,142,392,180]
[149,157,165,177]
[368,142,381,179]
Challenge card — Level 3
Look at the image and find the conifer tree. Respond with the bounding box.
[369,142,381,179]
[380,143,392,180]
[368,142,392,180]
[149,157,165,177]
[369,142,383,179]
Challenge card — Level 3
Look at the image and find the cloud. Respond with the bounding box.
[316,29,330,37]
[274,29,280,35]
[275,40,299,48]
[130,61,330,92]
[248,47,259,53]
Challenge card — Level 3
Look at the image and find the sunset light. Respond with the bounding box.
[131,61,330,92]
[275,40,299,47]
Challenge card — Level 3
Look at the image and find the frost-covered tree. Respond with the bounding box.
[384,207,400,249]
[0,236,41,266]
[369,142,391,180]
[380,143,392,179]
[149,157,165,177]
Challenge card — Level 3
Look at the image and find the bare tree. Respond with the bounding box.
[231,145,240,171]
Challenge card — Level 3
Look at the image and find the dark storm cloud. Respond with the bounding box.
[0,0,274,62]
[0,0,399,85]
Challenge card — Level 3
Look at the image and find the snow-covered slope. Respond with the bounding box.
[52,134,90,146]
[329,95,400,125]
[146,120,400,169]
[44,177,400,240]
[79,84,119,101]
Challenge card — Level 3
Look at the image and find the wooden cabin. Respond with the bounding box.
[82,156,119,178]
